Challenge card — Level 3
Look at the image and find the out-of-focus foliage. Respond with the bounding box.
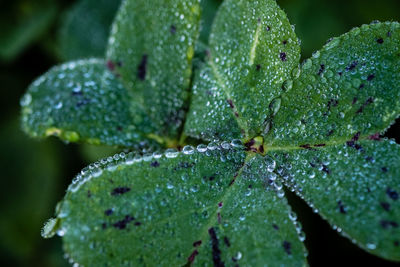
[0,0,57,62]
[57,0,121,60]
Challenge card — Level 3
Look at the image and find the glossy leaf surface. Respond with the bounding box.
[106,0,201,139]
[49,148,307,266]
[21,59,157,148]
[185,0,300,141]
[267,22,400,147]
[271,139,400,261]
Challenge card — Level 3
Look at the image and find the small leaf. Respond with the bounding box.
[21,58,158,148]
[185,0,300,140]
[106,0,201,139]
[271,139,400,261]
[267,22,400,147]
[58,0,122,60]
[51,147,307,265]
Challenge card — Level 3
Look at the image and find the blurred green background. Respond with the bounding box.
[0,0,399,266]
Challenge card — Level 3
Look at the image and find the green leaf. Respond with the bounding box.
[198,0,221,44]
[185,0,300,141]
[58,0,121,60]
[0,0,57,61]
[21,58,158,148]
[267,22,400,147]
[270,139,400,261]
[106,0,201,139]
[184,63,242,141]
[48,147,307,265]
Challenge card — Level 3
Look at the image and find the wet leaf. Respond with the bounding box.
[185,0,300,141]
[271,139,400,261]
[58,0,121,60]
[267,22,400,147]
[106,0,201,140]
[21,59,158,148]
[49,147,307,265]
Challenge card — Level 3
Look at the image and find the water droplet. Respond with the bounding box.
[233,252,242,261]
[20,93,32,106]
[221,141,230,150]
[182,145,195,155]
[282,80,293,92]
[41,218,59,238]
[265,157,276,172]
[165,148,179,158]
[197,144,207,153]
[231,139,243,148]
[366,243,376,250]
[269,98,281,116]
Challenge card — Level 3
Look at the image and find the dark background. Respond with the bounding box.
[0,0,399,266]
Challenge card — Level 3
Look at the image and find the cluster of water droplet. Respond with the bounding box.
[270,21,400,146]
[67,139,245,193]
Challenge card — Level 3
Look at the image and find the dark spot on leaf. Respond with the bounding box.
[394,241,399,247]
[111,187,131,196]
[338,71,343,76]
[282,40,287,45]
[386,188,399,200]
[387,31,392,37]
[151,161,160,167]
[102,223,107,229]
[283,241,292,255]
[134,222,142,226]
[259,145,264,153]
[314,144,326,147]
[327,98,338,110]
[208,227,224,267]
[380,202,391,211]
[105,209,113,216]
[217,212,221,224]
[137,54,148,81]
[279,52,287,61]
[381,167,388,172]
[223,236,231,247]
[359,83,365,90]
[187,250,198,264]
[112,215,135,229]
[380,220,398,229]
[300,144,312,150]
[368,133,381,140]
[337,200,347,214]
[87,190,92,198]
[309,162,316,168]
[193,240,202,247]
[116,126,123,131]
[234,112,239,117]
[71,90,83,96]
[352,132,361,141]
[273,224,279,230]
[322,164,330,174]
[256,64,261,71]
[266,26,271,31]
[218,202,223,207]
[346,61,358,71]
[327,129,334,136]
[352,97,358,104]
[170,25,177,34]
[367,74,375,81]
[227,99,234,109]
[346,141,363,151]
[318,64,325,75]
[376,38,384,44]
[365,156,374,162]
[106,60,115,71]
